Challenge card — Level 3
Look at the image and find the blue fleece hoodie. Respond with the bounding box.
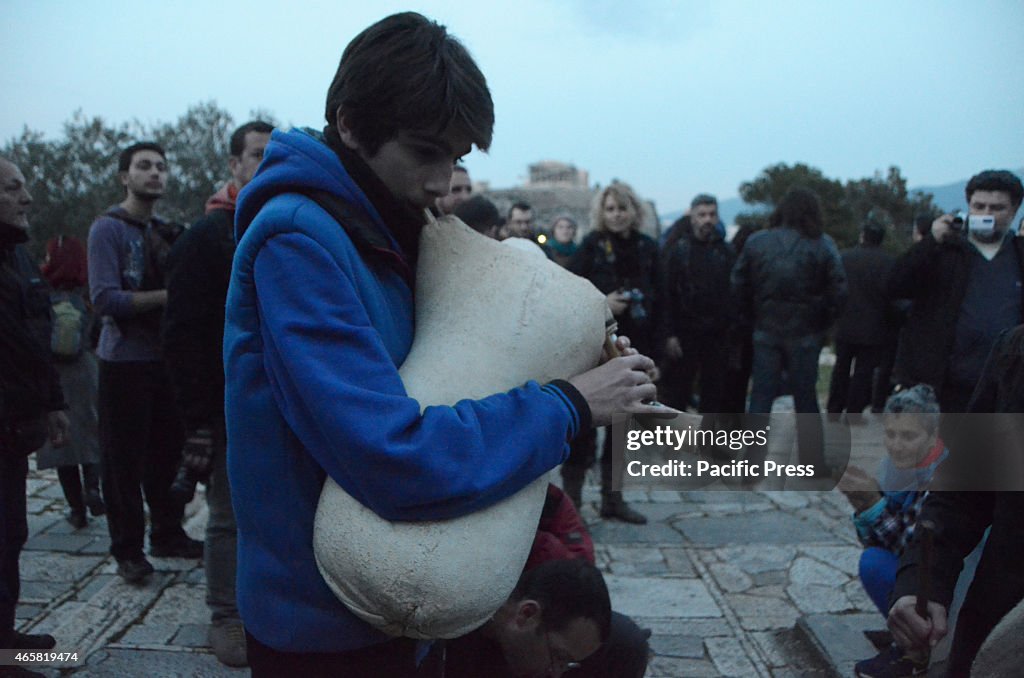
[223,128,581,653]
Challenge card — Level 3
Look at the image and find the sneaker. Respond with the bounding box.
[1,632,56,650]
[854,644,928,678]
[116,557,155,585]
[209,620,249,667]
[150,535,204,559]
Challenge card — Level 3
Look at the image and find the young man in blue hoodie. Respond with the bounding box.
[224,12,662,677]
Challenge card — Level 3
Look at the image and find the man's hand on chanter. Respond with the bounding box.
[569,352,675,427]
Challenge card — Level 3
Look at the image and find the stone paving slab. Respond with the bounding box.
[674,512,836,546]
[75,648,247,677]
[647,655,721,677]
[607,576,721,619]
[29,573,177,665]
[724,593,801,631]
[797,612,881,677]
[650,633,706,659]
[706,635,761,677]
[587,520,684,545]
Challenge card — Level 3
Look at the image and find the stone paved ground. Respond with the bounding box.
[13,404,904,677]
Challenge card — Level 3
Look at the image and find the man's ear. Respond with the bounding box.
[118,171,128,188]
[228,156,241,180]
[335,110,361,151]
[513,600,542,630]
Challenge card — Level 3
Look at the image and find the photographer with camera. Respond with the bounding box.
[565,181,658,523]
[888,169,1024,413]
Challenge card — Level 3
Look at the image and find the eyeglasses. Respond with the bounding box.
[545,630,581,676]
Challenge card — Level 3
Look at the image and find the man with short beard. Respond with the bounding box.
[87,142,201,587]
[659,193,736,416]
[889,169,1024,412]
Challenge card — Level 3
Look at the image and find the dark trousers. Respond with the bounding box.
[98,360,185,561]
[563,428,618,498]
[721,333,754,415]
[246,631,423,678]
[0,454,28,646]
[56,464,100,512]
[827,340,886,417]
[748,334,826,468]
[674,331,729,415]
[870,340,897,412]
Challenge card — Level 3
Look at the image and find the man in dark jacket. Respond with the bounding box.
[660,193,736,416]
[732,187,847,474]
[827,220,896,422]
[162,120,272,668]
[0,157,69,670]
[888,169,1024,412]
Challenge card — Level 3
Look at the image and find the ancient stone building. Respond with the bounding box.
[481,162,660,241]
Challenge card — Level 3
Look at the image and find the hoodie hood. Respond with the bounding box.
[234,127,393,250]
[206,182,239,214]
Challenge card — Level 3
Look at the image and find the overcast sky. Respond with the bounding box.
[3,0,1022,214]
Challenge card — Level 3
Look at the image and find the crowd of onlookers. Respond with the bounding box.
[2,11,1022,678]
[441,164,1024,677]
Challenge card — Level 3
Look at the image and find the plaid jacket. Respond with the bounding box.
[854,490,928,553]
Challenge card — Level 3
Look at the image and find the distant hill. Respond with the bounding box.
[911,168,1024,213]
[659,168,1024,225]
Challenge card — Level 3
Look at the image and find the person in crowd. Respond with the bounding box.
[222,13,660,676]
[35,235,104,529]
[0,157,69,673]
[439,559,611,678]
[505,201,535,240]
[88,141,201,586]
[439,488,651,678]
[732,186,847,475]
[838,385,946,677]
[911,213,932,244]
[870,215,935,414]
[545,214,579,268]
[659,193,736,419]
[565,181,658,523]
[661,209,725,252]
[827,220,897,423]
[453,194,503,240]
[887,324,1024,677]
[719,222,761,416]
[888,170,1024,412]
[162,120,272,667]
[436,164,472,216]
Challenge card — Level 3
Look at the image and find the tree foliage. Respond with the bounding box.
[1,101,276,259]
[740,162,856,246]
[738,162,935,249]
